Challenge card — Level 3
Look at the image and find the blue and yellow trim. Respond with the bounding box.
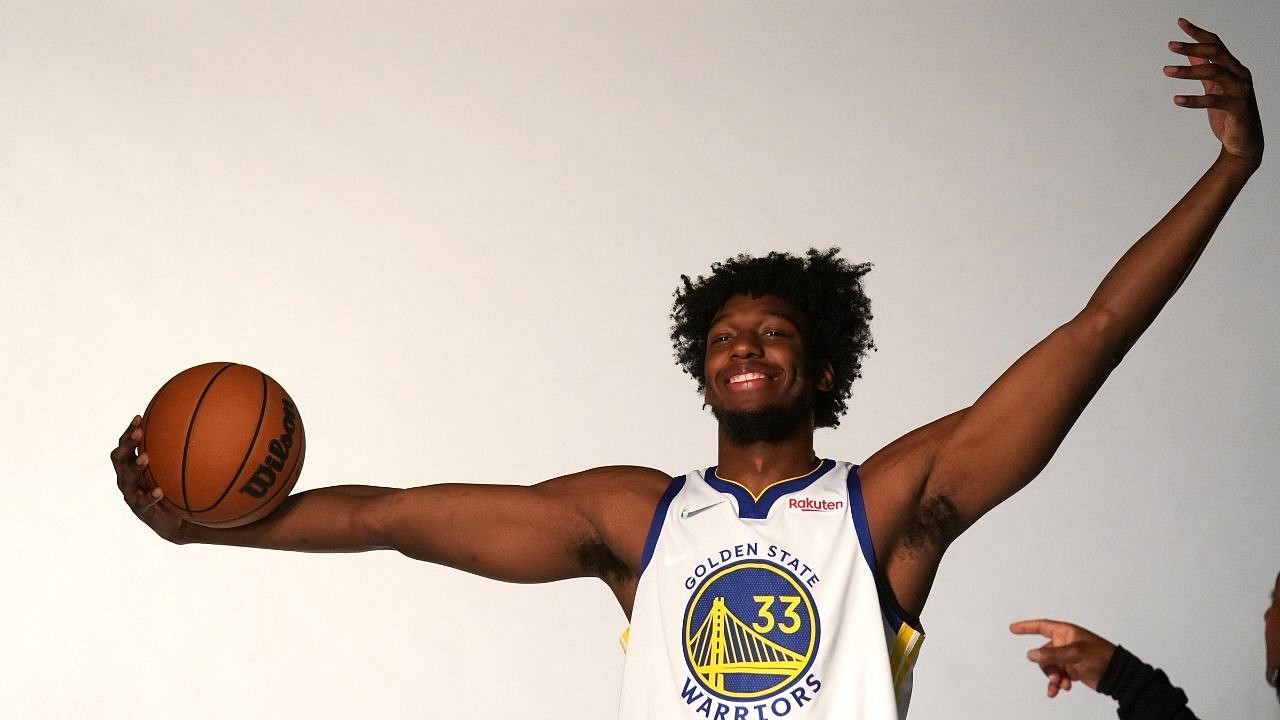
[889,620,923,697]
[704,459,836,519]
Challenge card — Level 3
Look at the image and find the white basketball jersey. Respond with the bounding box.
[618,460,923,720]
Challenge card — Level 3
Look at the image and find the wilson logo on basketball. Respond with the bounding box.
[238,397,300,499]
[787,498,844,512]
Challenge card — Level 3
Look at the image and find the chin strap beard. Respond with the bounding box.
[712,391,814,446]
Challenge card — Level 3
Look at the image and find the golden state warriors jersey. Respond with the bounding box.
[618,460,923,720]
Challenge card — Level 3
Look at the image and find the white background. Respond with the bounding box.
[2,1,1277,718]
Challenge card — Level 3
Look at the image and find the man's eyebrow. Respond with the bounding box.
[763,310,801,324]
[710,309,801,327]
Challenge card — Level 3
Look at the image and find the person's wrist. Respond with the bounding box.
[1217,146,1263,177]
[169,521,194,546]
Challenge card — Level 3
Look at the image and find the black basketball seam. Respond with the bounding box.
[206,434,304,527]
[180,362,237,512]
[188,369,269,514]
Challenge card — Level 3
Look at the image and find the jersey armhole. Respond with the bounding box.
[637,475,685,577]
[846,465,925,635]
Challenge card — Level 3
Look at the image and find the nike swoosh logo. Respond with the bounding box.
[681,500,725,520]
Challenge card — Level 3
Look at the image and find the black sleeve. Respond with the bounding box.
[1096,645,1200,720]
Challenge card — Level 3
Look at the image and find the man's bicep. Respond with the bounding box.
[927,313,1119,527]
[361,477,605,584]
[359,465,664,585]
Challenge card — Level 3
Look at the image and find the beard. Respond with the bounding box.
[711,388,814,446]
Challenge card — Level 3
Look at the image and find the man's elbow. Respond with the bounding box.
[352,491,401,551]
[1065,307,1132,369]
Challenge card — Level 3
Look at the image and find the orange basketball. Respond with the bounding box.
[140,362,305,528]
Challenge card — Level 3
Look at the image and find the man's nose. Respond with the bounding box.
[730,332,762,359]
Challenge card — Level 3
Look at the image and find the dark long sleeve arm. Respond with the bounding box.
[1098,646,1200,720]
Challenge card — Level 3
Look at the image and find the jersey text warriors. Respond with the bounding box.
[619,460,923,720]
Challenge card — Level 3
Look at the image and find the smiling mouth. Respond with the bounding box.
[727,372,771,387]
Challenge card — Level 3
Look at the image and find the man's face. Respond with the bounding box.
[1267,571,1279,693]
[702,294,833,444]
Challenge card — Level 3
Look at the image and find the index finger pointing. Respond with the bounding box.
[1010,619,1060,637]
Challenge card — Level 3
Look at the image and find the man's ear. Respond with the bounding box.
[816,360,835,392]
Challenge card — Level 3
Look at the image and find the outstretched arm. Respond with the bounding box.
[865,20,1261,615]
[114,416,667,589]
[918,19,1263,536]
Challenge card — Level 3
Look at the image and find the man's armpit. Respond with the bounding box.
[577,538,633,583]
[900,494,961,554]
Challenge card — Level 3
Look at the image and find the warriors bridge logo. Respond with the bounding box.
[681,557,822,718]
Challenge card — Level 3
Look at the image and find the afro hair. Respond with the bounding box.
[670,247,874,429]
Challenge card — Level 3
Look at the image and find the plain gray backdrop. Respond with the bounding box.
[2,1,1277,718]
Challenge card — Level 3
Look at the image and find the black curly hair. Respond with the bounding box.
[670,248,874,429]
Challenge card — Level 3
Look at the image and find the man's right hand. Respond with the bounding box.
[113,415,187,543]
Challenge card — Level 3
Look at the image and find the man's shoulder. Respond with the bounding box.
[575,465,674,486]
[541,465,674,507]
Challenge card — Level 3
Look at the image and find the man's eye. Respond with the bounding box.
[711,335,731,343]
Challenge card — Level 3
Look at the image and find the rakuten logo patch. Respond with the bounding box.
[788,497,845,512]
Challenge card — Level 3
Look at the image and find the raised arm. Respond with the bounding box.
[114,416,667,595]
[864,21,1263,613]
[923,19,1260,524]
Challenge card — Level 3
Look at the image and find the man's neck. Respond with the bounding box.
[714,428,820,496]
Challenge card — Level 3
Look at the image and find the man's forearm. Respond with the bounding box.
[1082,150,1257,358]
[178,485,396,552]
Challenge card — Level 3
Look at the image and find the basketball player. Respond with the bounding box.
[114,19,1262,720]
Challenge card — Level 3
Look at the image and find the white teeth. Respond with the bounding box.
[729,372,768,384]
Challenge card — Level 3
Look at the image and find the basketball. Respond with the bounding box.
[140,362,305,528]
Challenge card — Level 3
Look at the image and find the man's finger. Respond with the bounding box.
[1164,63,1249,94]
[1178,17,1222,45]
[127,486,163,517]
[1028,645,1072,667]
[118,415,141,442]
[140,487,164,514]
[1174,94,1248,115]
[1170,41,1231,61]
[111,421,142,463]
[117,448,150,495]
[1167,58,1244,91]
[1010,618,1062,637]
[1170,40,1248,78]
